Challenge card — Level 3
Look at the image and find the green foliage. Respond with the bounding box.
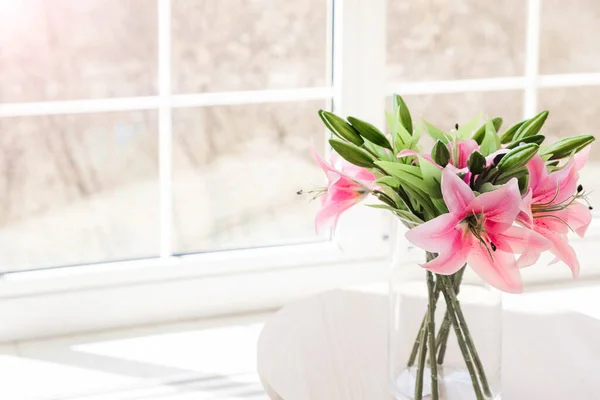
[479,119,501,156]
[393,94,413,134]
[472,117,502,144]
[499,119,527,143]
[506,134,545,149]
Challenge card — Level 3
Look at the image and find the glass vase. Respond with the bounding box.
[388,223,502,400]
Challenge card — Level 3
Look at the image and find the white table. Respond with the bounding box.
[257,285,600,400]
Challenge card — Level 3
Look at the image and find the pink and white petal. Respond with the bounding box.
[397,150,442,170]
[565,201,592,238]
[420,245,470,275]
[526,155,548,195]
[469,178,521,231]
[315,198,359,234]
[441,167,476,215]
[537,226,580,278]
[312,147,337,176]
[575,146,590,172]
[542,160,579,204]
[517,190,534,228]
[468,244,523,294]
[405,213,465,253]
[491,226,551,268]
[340,160,376,183]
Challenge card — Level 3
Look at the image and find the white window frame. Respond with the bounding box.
[1,0,600,341]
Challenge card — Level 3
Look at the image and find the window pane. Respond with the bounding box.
[0,111,159,271]
[539,87,600,205]
[389,91,523,133]
[0,0,157,102]
[387,1,526,82]
[540,0,600,74]
[172,0,328,93]
[172,101,326,253]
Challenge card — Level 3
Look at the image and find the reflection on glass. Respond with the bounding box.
[172,0,328,93]
[0,0,157,102]
[172,101,327,253]
[540,0,600,74]
[387,0,525,82]
[0,112,159,271]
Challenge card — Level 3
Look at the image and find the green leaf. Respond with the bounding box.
[513,110,549,141]
[328,138,374,168]
[479,119,501,156]
[540,134,595,160]
[431,140,450,167]
[393,94,413,134]
[500,119,527,144]
[418,156,447,214]
[479,182,502,193]
[467,151,486,174]
[472,117,502,144]
[376,176,401,189]
[422,119,449,143]
[496,143,540,172]
[319,110,364,146]
[456,114,482,140]
[348,116,393,150]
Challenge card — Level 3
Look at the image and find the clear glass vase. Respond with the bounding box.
[389,224,502,400]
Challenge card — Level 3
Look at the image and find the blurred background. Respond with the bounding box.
[0,0,599,399]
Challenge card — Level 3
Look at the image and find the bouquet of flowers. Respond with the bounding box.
[310,95,594,400]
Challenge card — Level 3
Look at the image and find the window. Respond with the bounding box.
[0,0,349,272]
[1,0,598,340]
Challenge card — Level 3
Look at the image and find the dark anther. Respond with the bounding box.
[455,123,459,130]
[490,242,497,251]
[296,190,303,195]
[589,206,594,210]
[577,184,583,193]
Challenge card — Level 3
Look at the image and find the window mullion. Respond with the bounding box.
[158,0,173,259]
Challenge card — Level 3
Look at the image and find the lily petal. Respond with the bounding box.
[564,201,593,238]
[405,213,464,253]
[492,225,552,268]
[468,243,523,293]
[469,178,521,232]
[420,242,471,275]
[534,223,580,278]
[315,198,360,233]
[441,167,475,215]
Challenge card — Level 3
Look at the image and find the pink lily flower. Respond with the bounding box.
[517,148,592,277]
[313,150,376,233]
[406,168,551,293]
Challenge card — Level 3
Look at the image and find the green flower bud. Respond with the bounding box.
[347,116,392,150]
[506,134,545,149]
[431,140,450,167]
[472,117,503,144]
[500,119,527,144]
[318,110,364,146]
[496,143,540,172]
[513,110,549,141]
[328,138,374,168]
[467,151,486,174]
[540,134,595,160]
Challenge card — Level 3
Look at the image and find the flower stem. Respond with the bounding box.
[441,275,493,397]
[407,252,438,367]
[439,275,485,400]
[436,266,466,363]
[426,272,439,400]
[414,321,428,400]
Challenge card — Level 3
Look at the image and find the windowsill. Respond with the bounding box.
[0,312,270,400]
